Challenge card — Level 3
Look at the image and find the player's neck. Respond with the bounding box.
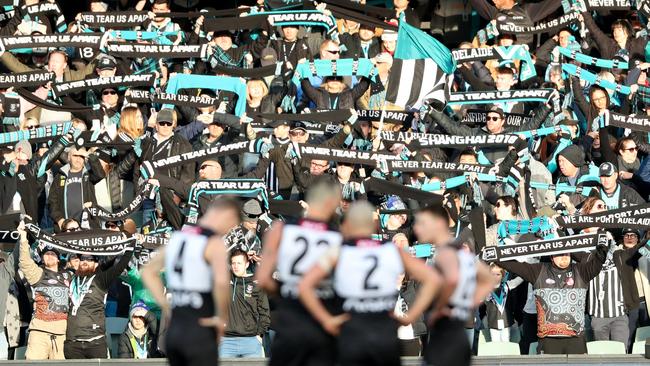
[304,208,331,222]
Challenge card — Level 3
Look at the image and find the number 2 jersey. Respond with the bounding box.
[276,218,342,309]
[165,226,216,320]
[333,239,404,314]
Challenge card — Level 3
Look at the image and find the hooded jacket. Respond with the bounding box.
[48,163,104,229]
[224,273,270,337]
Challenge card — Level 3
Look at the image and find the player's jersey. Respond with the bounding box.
[165,226,215,318]
[448,249,477,322]
[334,239,404,314]
[276,218,342,301]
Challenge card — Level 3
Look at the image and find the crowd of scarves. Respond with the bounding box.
[0,2,648,260]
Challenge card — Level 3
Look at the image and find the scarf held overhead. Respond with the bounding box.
[482,232,606,262]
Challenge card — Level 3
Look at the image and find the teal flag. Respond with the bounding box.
[394,20,456,74]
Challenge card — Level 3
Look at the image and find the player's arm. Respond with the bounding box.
[298,248,347,335]
[397,250,441,326]
[255,221,283,293]
[430,247,459,313]
[473,259,498,307]
[141,247,169,315]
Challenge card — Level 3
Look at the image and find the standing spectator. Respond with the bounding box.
[18,224,70,360]
[598,162,646,210]
[0,233,18,360]
[118,302,159,359]
[64,248,134,359]
[219,250,270,358]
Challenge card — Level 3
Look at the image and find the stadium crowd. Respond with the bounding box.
[0,0,649,363]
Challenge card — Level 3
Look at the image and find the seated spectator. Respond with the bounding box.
[118,302,159,359]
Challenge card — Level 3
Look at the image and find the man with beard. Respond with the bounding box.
[64,242,134,359]
[17,222,71,360]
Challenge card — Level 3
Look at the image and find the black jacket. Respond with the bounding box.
[339,33,381,59]
[300,77,370,110]
[224,274,270,337]
[583,12,648,63]
[117,311,159,359]
[48,163,105,228]
[67,250,133,341]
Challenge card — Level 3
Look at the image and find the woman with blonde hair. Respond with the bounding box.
[117,106,145,140]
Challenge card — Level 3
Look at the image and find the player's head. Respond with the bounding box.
[305,179,342,219]
[414,204,450,244]
[201,197,243,235]
[341,201,377,239]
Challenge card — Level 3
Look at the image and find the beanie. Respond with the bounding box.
[557,145,585,167]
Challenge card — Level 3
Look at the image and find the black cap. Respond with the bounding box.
[487,106,504,118]
[40,246,60,258]
[157,108,175,124]
[268,119,289,128]
[97,57,117,70]
[599,162,617,177]
[290,121,307,131]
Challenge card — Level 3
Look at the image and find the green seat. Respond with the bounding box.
[586,340,626,355]
[631,340,646,355]
[477,341,521,356]
[13,346,26,360]
[528,341,538,355]
[105,317,129,358]
[635,326,650,342]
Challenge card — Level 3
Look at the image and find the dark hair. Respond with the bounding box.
[589,85,610,111]
[152,0,170,5]
[418,204,450,223]
[62,218,80,230]
[615,136,636,154]
[230,249,249,262]
[496,196,518,216]
[611,19,632,35]
[496,66,514,76]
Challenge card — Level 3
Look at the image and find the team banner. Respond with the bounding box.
[0,70,54,88]
[461,109,533,129]
[562,63,631,94]
[298,144,401,165]
[452,46,536,81]
[0,213,21,243]
[481,232,606,262]
[555,203,650,229]
[603,111,650,133]
[387,160,493,174]
[51,74,156,97]
[186,179,269,225]
[0,33,105,52]
[0,123,73,146]
[250,120,341,135]
[255,110,353,124]
[105,42,209,59]
[85,184,157,221]
[448,89,555,105]
[24,223,135,256]
[557,46,628,69]
[141,140,262,177]
[355,109,416,125]
[126,89,218,108]
[292,58,378,85]
[379,131,520,148]
[204,10,337,37]
[497,11,581,36]
[78,11,149,28]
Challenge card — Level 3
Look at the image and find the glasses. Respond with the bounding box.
[102,90,117,96]
[326,50,340,54]
[26,125,39,130]
[290,130,306,136]
[157,121,173,127]
[105,222,119,229]
[310,161,329,168]
[495,202,508,208]
[199,164,216,170]
[624,233,639,238]
[621,146,638,152]
[72,155,86,159]
[79,256,95,262]
[486,116,501,122]
[65,226,80,232]
[594,203,606,210]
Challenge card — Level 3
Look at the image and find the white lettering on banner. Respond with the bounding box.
[450,90,550,102]
[452,48,494,61]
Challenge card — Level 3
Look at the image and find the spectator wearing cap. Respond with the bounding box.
[554,145,600,204]
[378,196,411,243]
[299,71,370,110]
[219,249,270,358]
[117,302,160,359]
[95,57,118,78]
[48,146,104,231]
[17,224,71,360]
[381,26,398,56]
[598,162,645,210]
[121,108,194,229]
[65,247,134,359]
[241,199,268,263]
[0,132,70,222]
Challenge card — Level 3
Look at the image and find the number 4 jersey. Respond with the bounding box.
[276,219,342,303]
[165,226,216,319]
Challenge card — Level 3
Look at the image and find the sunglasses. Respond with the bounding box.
[310,161,329,168]
[65,226,80,232]
[102,90,117,96]
[595,203,606,209]
[289,130,306,136]
[105,222,119,229]
[624,233,639,238]
[157,121,173,127]
[621,146,638,152]
[326,50,340,54]
[72,155,86,159]
[486,116,501,122]
[79,256,95,262]
[199,164,216,170]
[26,125,39,130]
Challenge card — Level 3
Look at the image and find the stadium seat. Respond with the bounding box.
[631,340,646,355]
[528,342,538,355]
[586,340,626,355]
[478,330,488,344]
[477,341,521,356]
[105,317,129,358]
[635,326,650,342]
[13,346,26,360]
